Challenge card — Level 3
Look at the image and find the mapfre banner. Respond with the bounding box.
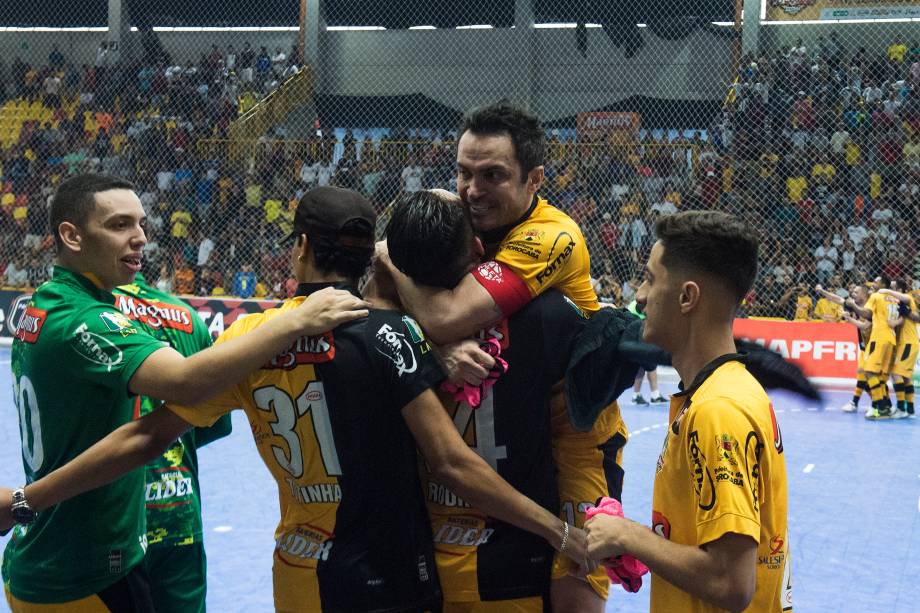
[0,290,281,341]
[766,0,920,21]
[733,318,859,380]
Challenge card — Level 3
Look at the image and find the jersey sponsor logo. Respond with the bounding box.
[687,430,716,511]
[145,470,194,506]
[759,535,786,570]
[376,323,418,376]
[14,306,47,344]
[276,525,334,563]
[744,431,764,513]
[476,261,504,283]
[115,295,194,334]
[715,434,740,465]
[432,521,494,547]
[99,310,137,336]
[504,239,542,259]
[652,510,671,539]
[7,294,32,337]
[402,315,426,343]
[535,232,575,285]
[265,332,335,369]
[72,322,123,370]
[769,403,784,454]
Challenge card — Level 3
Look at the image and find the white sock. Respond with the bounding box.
[650,388,659,396]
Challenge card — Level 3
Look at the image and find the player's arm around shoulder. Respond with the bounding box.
[129,287,369,405]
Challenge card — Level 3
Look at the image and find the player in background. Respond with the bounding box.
[0,187,586,613]
[626,300,668,405]
[846,275,900,419]
[377,104,619,610]
[876,280,919,418]
[1,173,368,613]
[818,284,872,413]
[113,275,232,613]
[586,211,792,613]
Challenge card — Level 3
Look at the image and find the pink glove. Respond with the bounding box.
[441,337,508,409]
[585,497,650,593]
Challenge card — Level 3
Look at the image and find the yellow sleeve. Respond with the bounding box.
[684,399,763,547]
[491,212,598,313]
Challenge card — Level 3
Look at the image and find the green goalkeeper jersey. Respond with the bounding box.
[112,275,231,550]
[2,266,166,603]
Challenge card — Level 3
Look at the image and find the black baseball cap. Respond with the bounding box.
[286,186,376,246]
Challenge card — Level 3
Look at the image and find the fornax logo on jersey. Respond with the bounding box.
[265,332,335,369]
[14,306,47,344]
[115,295,194,334]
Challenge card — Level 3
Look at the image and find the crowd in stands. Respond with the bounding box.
[0,33,919,318]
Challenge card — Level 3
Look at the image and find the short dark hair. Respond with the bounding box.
[459,102,545,180]
[655,211,759,305]
[386,191,473,289]
[306,219,374,281]
[50,173,134,252]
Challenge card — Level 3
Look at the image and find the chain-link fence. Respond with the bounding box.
[0,1,918,321]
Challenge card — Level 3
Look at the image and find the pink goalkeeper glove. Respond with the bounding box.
[585,497,650,593]
[441,337,508,409]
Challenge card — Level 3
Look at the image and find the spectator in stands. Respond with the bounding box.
[233,263,257,299]
[4,254,29,288]
[889,35,908,64]
[174,260,195,295]
[401,154,424,194]
[814,235,839,284]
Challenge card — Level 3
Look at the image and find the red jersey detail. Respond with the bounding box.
[471,260,532,317]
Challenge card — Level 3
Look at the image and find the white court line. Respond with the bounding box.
[807,407,819,412]
[791,408,802,413]
[917,496,920,513]
[214,526,233,533]
[0,360,9,365]
[803,464,815,474]
[651,423,662,429]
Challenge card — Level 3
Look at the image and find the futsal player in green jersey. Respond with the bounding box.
[113,275,232,613]
[1,173,369,612]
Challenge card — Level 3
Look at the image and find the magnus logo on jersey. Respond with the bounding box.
[265,332,336,369]
[7,293,33,337]
[376,323,417,376]
[652,510,671,539]
[116,295,194,334]
[14,306,47,344]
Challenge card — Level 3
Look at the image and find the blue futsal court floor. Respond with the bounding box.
[1,345,918,612]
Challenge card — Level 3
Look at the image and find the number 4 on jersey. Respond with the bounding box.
[452,391,507,471]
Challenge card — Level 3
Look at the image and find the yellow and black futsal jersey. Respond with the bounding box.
[863,292,900,374]
[424,290,588,604]
[653,357,791,613]
[168,283,445,613]
[891,295,918,379]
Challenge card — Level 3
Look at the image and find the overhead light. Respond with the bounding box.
[409,25,436,30]
[0,26,107,32]
[534,23,577,29]
[456,24,493,30]
[326,25,386,31]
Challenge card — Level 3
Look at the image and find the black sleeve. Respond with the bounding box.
[368,311,446,410]
[535,291,588,383]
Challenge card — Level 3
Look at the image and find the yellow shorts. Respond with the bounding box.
[549,401,627,601]
[444,596,544,613]
[890,342,918,379]
[5,589,111,613]
[863,339,895,375]
[272,551,320,613]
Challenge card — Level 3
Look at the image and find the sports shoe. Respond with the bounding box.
[650,394,668,404]
[633,394,649,406]
[890,408,909,419]
[841,401,858,413]
[868,405,893,420]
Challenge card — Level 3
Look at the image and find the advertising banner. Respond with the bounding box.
[766,0,920,22]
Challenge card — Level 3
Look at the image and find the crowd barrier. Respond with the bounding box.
[1,290,914,387]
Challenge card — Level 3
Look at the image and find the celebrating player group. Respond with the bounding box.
[1,103,799,613]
